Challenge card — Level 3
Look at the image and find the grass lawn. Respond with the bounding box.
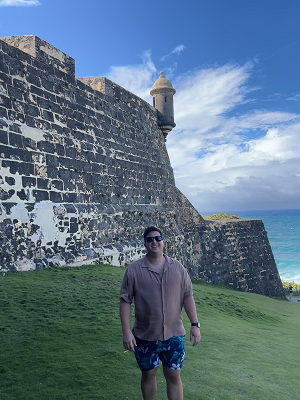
[0,265,299,400]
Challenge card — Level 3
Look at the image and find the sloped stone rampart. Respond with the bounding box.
[195,219,283,296]
[0,36,284,297]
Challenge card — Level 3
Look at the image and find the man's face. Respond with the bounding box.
[144,230,165,256]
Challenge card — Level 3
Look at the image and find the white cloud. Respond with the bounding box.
[161,44,186,62]
[103,53,300,212]
[0,0,40,5]
[287,94,300,102]
[172,45,186,54]
[166,63,300,211]
[105,50,155,103]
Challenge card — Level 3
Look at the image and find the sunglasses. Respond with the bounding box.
[145,236,163,243]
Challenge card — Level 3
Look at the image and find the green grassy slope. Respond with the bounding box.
[0,265,299,400]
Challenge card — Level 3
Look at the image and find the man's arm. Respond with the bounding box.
[119,299,137,352]
[183,296,201,346]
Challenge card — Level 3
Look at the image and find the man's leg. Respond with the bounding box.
[162,364,183,400]
[141,368,158,400]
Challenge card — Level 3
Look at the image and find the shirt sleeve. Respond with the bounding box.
[119,267,134,304]
[183,268,193,300]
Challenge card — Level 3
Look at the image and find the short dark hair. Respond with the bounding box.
[143,226,162,241]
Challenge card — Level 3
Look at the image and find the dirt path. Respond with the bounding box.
[286,296,300,303]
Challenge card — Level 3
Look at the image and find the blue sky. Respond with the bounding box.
[1,0,300,212]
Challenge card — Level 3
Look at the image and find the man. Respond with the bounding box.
[120,226,201,400]
[288,283,293,301]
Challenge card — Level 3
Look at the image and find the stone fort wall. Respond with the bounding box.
[0,36,284,297]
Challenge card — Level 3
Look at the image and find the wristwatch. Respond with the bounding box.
[191,322,200,328]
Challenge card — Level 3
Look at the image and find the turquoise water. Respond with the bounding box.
[226,209,300,284]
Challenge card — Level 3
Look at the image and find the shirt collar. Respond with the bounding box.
[141,254,171,272]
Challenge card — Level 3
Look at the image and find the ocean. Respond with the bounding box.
[205,209,300,284]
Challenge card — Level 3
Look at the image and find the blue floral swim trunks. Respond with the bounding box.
[134,335,185,371]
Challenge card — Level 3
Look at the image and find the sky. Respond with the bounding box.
[0,0,300,213]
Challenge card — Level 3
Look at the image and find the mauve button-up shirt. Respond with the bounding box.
[120,255,193,341]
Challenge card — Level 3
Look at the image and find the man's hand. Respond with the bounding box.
[183,296,201,347]
[190,326,201,347]
[120,300,136,351]
[123,330,137,352]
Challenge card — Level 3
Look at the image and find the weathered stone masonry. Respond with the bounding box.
[0,36,284,297]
